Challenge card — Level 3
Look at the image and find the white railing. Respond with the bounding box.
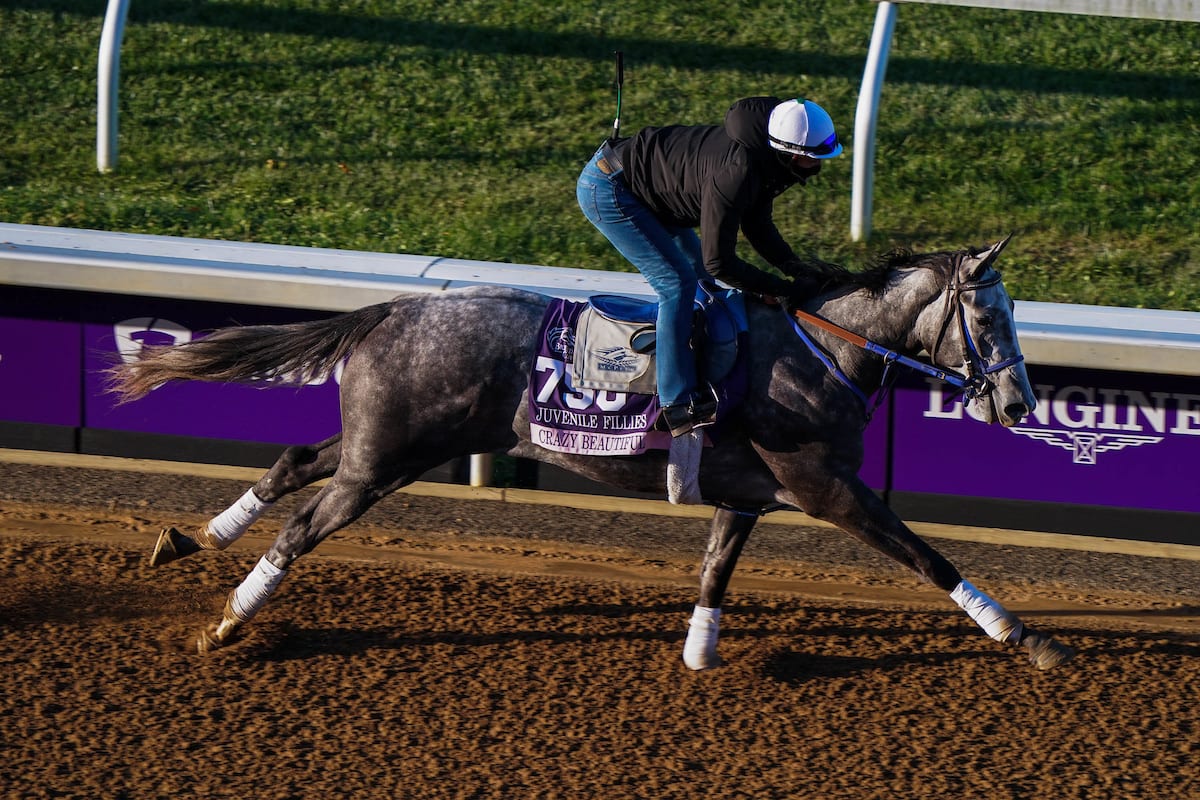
[851,0,1200,241]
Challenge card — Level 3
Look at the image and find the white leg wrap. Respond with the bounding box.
[682,605,722,670]
[196,489,274,550]
[228,555,288,623]
[950,580,1023,643]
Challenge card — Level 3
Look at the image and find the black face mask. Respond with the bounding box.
[779,153,822,184]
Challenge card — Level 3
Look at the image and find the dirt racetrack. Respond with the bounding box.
[1,456,1198,799]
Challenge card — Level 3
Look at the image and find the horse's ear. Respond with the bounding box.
[961,233,1013,280]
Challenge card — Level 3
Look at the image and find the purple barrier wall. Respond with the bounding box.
[2,287,1196,529]
[0,317,81,427]
[0,289,81,427]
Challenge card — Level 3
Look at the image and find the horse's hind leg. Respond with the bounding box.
[196,471,387,653]
[683,508,759,670]
[150,435,343,566]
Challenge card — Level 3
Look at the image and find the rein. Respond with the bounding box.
[787,266,1024,417]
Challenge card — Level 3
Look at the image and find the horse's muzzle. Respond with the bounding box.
[1003,401,1031,425]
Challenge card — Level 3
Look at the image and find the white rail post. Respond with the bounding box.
[849,1,1198,243]
[469,453,494,487]
[851,1,898,243]
[97,0,132,173]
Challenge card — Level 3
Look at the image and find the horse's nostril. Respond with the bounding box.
[1005,403,1028,421]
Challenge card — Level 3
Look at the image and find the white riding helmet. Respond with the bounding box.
[767,98,843,159]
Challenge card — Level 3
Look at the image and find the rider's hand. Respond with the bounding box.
[787,274,823,303]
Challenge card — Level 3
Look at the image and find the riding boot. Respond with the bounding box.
[660,403,697,438]
[689,386,718,428]
[660,388,719,438]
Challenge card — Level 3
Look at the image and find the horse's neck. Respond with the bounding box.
[812,270,942,382]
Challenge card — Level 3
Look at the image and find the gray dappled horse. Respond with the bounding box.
[110,237,1074,670]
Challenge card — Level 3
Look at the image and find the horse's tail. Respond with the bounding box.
[108,301,393,402]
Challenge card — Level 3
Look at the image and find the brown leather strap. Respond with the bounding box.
[791,308,869,349]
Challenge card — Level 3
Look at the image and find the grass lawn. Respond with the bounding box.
[2,0,1197,309]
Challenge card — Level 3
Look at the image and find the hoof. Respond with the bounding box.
[1023,633,1075,670]
[150,527,202,567]
[195,617,241,654]
[196,625,225,654]
[682,609,723,670]
[682,637,723,671]
[683,653,724,671]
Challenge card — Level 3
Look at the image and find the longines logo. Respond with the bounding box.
[924,380,1200,465]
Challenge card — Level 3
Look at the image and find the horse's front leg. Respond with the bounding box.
[151,435,343,566]
[782,470,1074,670]
[682,507,759,670]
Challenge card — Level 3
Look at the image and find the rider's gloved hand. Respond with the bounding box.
[787,273,824,304]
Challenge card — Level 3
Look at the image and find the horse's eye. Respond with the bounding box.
[976,314,995,329]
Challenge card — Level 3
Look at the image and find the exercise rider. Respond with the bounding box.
[576,95,844,436]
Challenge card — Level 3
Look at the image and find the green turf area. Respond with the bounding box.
[2,1,1197,309]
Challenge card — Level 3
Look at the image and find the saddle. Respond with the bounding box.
[571,284,746,396]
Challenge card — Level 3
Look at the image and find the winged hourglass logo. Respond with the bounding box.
[1007,428,1163,465]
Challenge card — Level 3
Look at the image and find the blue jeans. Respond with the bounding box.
[577,148,702,407]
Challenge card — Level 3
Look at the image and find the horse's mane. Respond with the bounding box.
[791,248,963,298]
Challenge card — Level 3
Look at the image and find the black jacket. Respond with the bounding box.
[617,96,803,296]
